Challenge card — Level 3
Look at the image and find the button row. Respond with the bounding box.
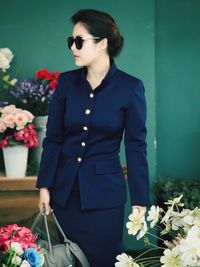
[77,93,94,163]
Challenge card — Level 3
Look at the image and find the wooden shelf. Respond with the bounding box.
[0,176,39,225]
[0,177,38,191]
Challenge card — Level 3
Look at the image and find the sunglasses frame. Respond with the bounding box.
[67,36,101,50]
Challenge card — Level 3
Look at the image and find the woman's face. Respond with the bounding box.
[70,22,102,67]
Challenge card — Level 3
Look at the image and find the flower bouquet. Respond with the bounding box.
[0,224,45,267]
[10,69,60,116]
[0,104,38,148]
[115,195,200,267]
[0,48,18,106]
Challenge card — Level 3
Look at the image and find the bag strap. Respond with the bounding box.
[31,209,90,267]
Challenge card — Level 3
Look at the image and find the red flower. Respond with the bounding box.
[35,69,48,80]
[49,79,58,89]
[0,139,9,148]
[0,224,39,252]
[36,68,60,83]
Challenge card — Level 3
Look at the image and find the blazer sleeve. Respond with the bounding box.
[124,79,150,206]
[36,74,66,188]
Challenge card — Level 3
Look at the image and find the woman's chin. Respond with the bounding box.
[74,59,82,66]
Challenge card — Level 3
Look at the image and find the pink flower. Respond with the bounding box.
[0,118,6,132]
[15,112,28,130]
[1,104,16,114]
[22,110,34,123]
[0,106,38,148]
[2,114,15,128]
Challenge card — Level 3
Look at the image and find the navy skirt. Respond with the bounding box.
[51,178,125,267]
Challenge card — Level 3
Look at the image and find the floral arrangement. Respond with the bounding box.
[0,48,18,106]
[115,195,200,267]
[0,224,45,267]
[0,104,39,148]
[10,68,60,116]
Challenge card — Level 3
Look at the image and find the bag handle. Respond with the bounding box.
[31,209,90,267]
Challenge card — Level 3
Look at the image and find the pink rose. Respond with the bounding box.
[0,118,6,132]
[2,114,15,128]
[14,112,28,130]
[22,110,34,123]
[1,104,16,114]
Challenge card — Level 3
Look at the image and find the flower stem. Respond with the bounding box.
[146,231,165,242]
[134,247,163,261]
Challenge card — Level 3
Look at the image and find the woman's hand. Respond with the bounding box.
[39,187,53,215]
[132,205,146,215]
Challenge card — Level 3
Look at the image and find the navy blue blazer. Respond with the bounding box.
[36,61,150,209]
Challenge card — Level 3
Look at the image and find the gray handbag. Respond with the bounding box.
[31,209,90,267]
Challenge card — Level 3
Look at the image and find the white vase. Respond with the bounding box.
[32,115,48,165]
[3,145,29,178]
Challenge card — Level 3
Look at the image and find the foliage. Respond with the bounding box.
[153,177,200,209]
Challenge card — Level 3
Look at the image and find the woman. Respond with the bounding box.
[36,9,150,267]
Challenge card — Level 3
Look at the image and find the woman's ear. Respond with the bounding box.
[99,38,108,51]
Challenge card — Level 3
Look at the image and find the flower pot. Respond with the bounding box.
[32,115,48,165]
[3,145,29,178]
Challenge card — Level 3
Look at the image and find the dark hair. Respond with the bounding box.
[71,9,124,58]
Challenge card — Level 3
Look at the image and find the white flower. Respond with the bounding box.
[11,255,22,265]
[20,260,31,267]
[161,208,173,224]
[181,208,200,232]
[171,212,183,231]
[137,220,148,240]
[147,205,160,228]
[183,214,194,226]
[0,48,14,71]
[40,254,45,266]
[11,242,24,255]
[115,253,139,267]
[126,210,145,236]
[187,225,200,240]
[9,78,18,86]
[160,247,183,267]
[179,235,200,266]
[164,195,184,208]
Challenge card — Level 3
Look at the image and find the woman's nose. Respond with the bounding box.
[71,41,76,51]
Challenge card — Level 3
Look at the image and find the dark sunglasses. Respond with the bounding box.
[67,36,101,50]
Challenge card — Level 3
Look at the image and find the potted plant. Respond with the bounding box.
[10,69,60,165]
[0,104,39,178]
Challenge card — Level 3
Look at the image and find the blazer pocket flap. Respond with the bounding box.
[95,159,121,174]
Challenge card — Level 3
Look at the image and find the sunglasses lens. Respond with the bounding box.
[67,37,74,49]
[67,36,84,50]
[75,37,83,50]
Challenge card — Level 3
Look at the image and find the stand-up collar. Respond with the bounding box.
[81,59,118,91]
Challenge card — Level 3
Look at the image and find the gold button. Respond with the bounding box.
[83,126,88,131]
[90,93,94,98]
[77,157,82,162]
[85,109,91,115]
[81,142,86,147]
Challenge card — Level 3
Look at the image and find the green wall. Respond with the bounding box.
[0,0,156,250]
[156,0,200,178]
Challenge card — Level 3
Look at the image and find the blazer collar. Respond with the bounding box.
[81,59,118,91]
